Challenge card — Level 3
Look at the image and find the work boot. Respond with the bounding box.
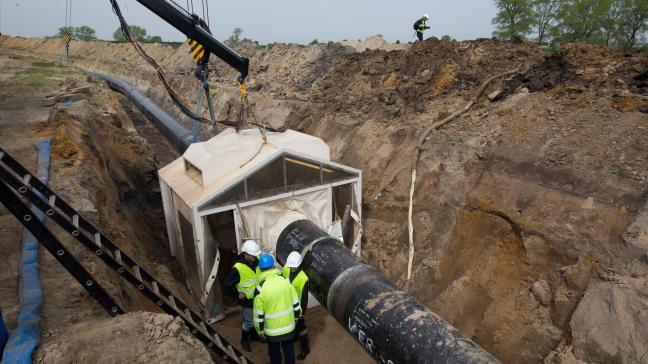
[240,330,252,352]
[297,334,310,360]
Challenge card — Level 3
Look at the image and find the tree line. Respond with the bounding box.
[51,25,162,43]
[492,0,648,50]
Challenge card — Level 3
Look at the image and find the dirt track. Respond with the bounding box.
[1,34,648,363]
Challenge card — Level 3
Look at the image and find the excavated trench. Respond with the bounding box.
[2,36,648,364]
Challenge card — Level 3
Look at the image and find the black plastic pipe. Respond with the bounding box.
[276,220,500,364]
[90,72,192,153]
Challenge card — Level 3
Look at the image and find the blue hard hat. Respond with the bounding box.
[259,253,275,269]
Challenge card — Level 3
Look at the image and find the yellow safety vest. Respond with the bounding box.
[282,267,309,305]
[253,270,300,337]
[234,262,261,299]
[418,19,427,33]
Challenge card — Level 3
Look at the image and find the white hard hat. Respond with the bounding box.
[241,240,261,257]
[285,251,303,268]
[423,14,429,19]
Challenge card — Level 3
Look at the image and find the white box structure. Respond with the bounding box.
[158,128,362,313]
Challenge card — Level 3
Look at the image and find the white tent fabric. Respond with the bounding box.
[159,128,330,208]
[239,189,328,253]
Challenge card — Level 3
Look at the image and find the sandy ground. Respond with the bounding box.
[2,34,648,363]
[0,52,373,363]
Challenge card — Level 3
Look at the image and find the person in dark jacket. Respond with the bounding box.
[413,14,430,41]
[223,240,262,352]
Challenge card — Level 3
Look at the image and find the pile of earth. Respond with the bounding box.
[286,39,648,363]
[35,312,212,363]
[2,35,648,363]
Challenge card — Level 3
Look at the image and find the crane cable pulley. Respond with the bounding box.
[109,0,281,133]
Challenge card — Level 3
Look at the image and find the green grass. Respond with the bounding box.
[179,338,197,361]
[617,165,635,179]
[8,64,79,89]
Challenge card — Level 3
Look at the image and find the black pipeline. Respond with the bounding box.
[89,72,193,153]
[276,220,500,364]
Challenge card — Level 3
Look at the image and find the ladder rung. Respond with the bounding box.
[48,194,56,206]
[226,345,238,361]
[184,309,193,322]
[213,332,223,347]
[72,214,79,228]
[22,174,31,186]
[132,266,142,281]
[114,249,122,265]
[151,280,160,296]
[199,321,209,335]
[94,233,101,248]
[168,295,177,310]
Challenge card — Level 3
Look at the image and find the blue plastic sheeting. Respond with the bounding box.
[0,306,8,357]
[2,139,50,364]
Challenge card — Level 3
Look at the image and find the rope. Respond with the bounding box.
[205,0,211,27]
[403,66,521,293]
[109,0,280,135]
[192,86,205,143]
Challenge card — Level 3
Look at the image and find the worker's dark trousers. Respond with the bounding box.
[267,338,295,364]
[417,32,423,41]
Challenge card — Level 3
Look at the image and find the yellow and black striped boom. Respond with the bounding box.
[187,38,207,64]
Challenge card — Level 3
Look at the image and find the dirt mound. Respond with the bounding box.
[301,38,545,121]
[35,311,212,363]
[3,36,648,363]
[340,35,408,52]
[286,41,648,363]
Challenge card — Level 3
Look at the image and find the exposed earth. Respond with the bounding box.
[1,33,647,364]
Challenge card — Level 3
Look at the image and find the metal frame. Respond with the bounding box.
[195,148,361,211]
[0,148,251,364]
[162,147,363,312]
[134,0,249,79]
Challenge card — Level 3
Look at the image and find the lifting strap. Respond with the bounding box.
[0,148,252,364]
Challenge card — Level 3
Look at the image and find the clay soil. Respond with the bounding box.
[0,49,372,364]
[1,34,648,364]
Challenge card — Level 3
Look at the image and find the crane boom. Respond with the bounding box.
[134,0,249,80]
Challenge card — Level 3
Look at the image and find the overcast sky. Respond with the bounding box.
[0,0,497,44]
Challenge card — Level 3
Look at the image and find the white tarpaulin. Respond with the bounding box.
[239,189,329,253]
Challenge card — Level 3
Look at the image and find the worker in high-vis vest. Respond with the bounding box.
[253,254,301,364]
[282,251,310,360]
[413,14,430,41]
[224,240,262,352]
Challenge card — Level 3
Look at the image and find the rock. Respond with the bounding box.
[532,280,552,306]
[543,344,586,364]
[602,65,615,74]
[488,89,503,101]
[570,277,648,363]
[623,200,648,251]
[34,312,212,363]
[523,235,550,265]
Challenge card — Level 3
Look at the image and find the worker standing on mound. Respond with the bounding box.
[254,254,301,364]
[413,14,430,41]
[224,240,262,352]
[282,252,310,360]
